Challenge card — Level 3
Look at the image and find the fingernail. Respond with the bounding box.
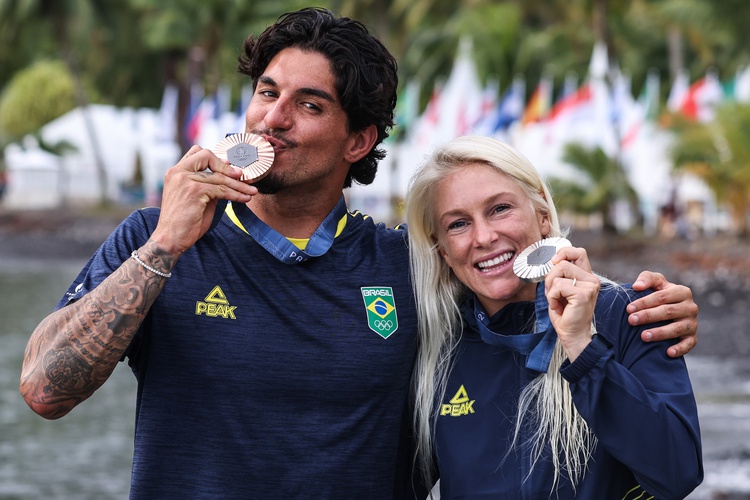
[631,314,639,324]
[626,304,635,313]
[643,330,652,341]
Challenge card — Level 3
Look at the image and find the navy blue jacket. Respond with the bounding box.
[434,285,703,499]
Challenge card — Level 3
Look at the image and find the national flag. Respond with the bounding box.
[544,80,596,154]
[412,36,484,150]
[238,83,253,114]
[735,65,750,103]
[213,83,240,142]
[667,69,690,113]
[414,82,443,147]
[235,83,253,133]
[437,36,485,139]
[638,69,660,122]
[157,83,179,143]
[216,83,232,117]
[475,78,499,124]
[521,77,552,126]
[474,76,525,136]
[391,78,421,142]
[614,73,647,150]
[614,69,659,151]
[185,93,216,145]
[558,71,578,101]
[722,76,736,102]
[679,71,723,122]
[183,83,204,144]
[587,40,616,138]
[547,82,593,124]
[234,84,253,133]
[588,41,609,80]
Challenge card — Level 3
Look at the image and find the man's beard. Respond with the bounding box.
[252,172,284,194]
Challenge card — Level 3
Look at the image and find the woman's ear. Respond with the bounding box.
[437,245,447,260]
[538,210,551,238]
[432,234,446,259]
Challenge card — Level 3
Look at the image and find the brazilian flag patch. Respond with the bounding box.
[361,286,399,339]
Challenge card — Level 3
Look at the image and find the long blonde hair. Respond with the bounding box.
[405,136,595,492]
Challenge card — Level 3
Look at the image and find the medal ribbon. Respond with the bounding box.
[228,195,348,264]
[472,282,558,373]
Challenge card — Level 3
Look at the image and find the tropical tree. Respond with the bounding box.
[389,0,636,114]
[615,0,750,98]
[4,0,750,214]
[549,142,640,234]
[0,61,76,139]
[0,0,115,205]
[668,103,750,237]
[129,0,316,150]
[400,2,526,93]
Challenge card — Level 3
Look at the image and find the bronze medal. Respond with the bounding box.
[212,133,275,182]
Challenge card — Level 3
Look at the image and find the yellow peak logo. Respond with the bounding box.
[195,285,237,319]
[440,385,475,417]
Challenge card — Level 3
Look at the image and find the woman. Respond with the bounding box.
[405,136,702,499]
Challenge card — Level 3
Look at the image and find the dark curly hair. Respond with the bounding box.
[237,7,398,188]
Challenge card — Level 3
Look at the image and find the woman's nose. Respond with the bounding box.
[472,219,497,247]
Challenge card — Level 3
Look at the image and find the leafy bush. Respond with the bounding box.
[0,60,76,139]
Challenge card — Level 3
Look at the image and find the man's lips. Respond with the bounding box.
[262,135,288,152]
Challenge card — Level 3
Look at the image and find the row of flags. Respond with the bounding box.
[159,40,741,159]
[398,39,742,161]
[158,82,253,148]
[365,39,746,227]
[156,39,742,229]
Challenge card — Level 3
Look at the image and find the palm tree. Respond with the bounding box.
[0,0,114,206]
[616,0,750,95]
[550,142,641,234]
[131,0,316,150]
[668,103,750,237]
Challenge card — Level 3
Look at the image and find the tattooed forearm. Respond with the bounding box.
[20,239,173,419]
[43,347,97,396]
[89,334,122,356]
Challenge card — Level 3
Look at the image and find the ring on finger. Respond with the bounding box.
[572,278,577,287]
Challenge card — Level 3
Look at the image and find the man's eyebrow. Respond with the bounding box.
[258,75,276,86]
[257,75,336,103]
[298,87,336,103]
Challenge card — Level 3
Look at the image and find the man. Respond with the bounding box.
[20,8,698,498]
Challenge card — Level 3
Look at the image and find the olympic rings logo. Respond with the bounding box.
[374,319,394,331]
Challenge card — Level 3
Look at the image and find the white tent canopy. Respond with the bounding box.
[4,104,181,208]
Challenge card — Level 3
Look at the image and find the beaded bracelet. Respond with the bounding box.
[131,250,172,278]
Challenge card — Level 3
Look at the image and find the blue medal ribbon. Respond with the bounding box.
[471,282,558,373]
[229,195,348,264]
[527,282,558,373]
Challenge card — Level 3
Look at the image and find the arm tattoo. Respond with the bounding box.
[42,347,96,396]
[21,239,174,414]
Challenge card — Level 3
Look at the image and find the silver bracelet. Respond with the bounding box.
[131,250,172,278]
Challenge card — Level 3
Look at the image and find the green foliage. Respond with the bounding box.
[0,60,76,140]
[3,0,750,147]
[668,102,750,235]
[551,142,640,233]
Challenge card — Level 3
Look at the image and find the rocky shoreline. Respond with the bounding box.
[1,205,748,359]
